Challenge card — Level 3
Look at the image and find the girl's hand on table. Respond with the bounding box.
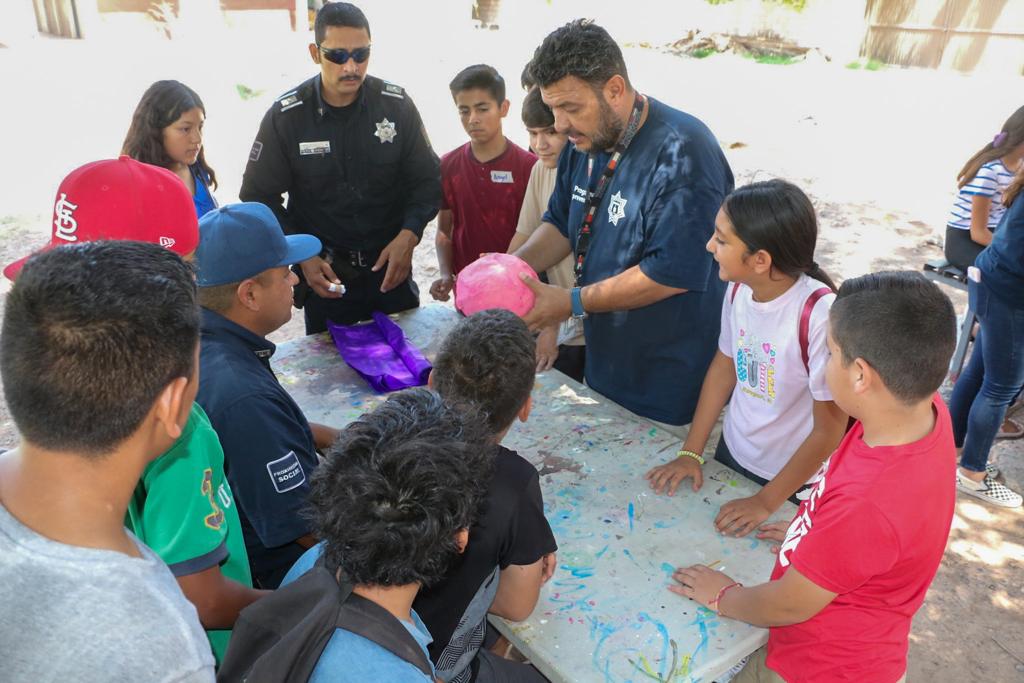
[645,455,704,495]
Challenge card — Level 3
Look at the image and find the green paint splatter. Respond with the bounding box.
[627,639,692,682]
[728,479,738,487]
[648,428,657,436]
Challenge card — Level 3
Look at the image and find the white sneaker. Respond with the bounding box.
[956,471,1023,508]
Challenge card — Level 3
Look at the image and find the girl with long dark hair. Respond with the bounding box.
[122,80,218,217]
[647,179,848,536]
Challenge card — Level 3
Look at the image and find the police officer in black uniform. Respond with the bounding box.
[240,2,440,334]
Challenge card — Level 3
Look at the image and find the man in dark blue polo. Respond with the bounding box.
[515,20,733,432]
[194,202,340,589]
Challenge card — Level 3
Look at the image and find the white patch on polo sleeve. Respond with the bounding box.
[266,451,306,493]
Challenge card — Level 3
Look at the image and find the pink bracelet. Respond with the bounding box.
[709,582,742,616]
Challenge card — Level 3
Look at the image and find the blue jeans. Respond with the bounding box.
[948,279,1024,472]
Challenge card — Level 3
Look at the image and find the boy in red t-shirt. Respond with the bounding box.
[670,271,958,683]
[430,64,536,301]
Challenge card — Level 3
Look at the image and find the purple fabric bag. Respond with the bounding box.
[326,312,432,393]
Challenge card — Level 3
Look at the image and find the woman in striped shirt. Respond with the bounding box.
[945,106,1024,270]
[946,106,1024,440]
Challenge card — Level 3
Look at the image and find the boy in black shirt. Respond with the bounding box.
[419,309,557,682]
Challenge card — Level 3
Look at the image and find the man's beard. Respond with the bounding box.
[589,95,625,151]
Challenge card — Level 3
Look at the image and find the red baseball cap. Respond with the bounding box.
[3,155,199,281]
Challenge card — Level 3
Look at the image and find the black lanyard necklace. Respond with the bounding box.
[573,92,646,286]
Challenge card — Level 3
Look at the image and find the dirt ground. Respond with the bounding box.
[0,1,1022,680]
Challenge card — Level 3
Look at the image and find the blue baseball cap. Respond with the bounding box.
[195,203,322,287]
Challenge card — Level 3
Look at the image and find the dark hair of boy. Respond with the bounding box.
[520,61,535,90]
[957,104,1024,189]
[521,86,554,129]
[527,19,631,91]
[722,179,838,292]
[121,80,218,190]
[309,389,492,587]
[830,271,956,403]
[1,241,198,456]
[431,309,535,434]
[314,1,370,44]
[448,64,506,104]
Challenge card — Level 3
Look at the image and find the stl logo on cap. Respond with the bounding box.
[3,157,200,283]
[53,193,80,242]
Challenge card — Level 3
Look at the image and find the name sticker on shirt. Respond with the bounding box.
[299,141,331,156]
[490,170,514,184]
[266,451,307,493]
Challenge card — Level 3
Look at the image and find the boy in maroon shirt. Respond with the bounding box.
[430,64,536,301]
[670,271,958,683]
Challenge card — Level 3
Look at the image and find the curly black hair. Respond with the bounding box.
[432,309,536,435]
[308,388,493,587]
[527,19,631,90]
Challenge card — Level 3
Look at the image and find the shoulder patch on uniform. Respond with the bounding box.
[266,451,306,494]
[249,140,263,162]
[279,94,304,112]
[382,82,405,99]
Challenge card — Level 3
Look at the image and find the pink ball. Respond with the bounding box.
[455,253,539,317]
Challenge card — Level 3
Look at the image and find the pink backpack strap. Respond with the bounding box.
[800,287,833,374]
[729,281,742,303]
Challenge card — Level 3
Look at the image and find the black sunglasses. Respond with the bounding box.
[317,45,371,65]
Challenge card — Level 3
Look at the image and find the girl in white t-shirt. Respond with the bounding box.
[944,105,1024,271]
[646,180,849,537]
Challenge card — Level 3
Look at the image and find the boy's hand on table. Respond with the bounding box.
[645,455,704,495]
[429,275,454,301]
[715,495,772,537]
[756,521,791,553]
[540,552,558,584]
[535,326,559,372]
[669,564,735,610]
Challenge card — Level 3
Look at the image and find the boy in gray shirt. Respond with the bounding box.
[0,242,215,682]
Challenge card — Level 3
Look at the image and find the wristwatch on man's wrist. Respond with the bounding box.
[570,286,587,320]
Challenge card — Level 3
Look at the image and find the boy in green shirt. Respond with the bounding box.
[127,403,260,662]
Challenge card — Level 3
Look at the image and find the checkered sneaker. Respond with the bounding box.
[956,471,1023,508]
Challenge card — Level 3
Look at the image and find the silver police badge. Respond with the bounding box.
[608,191,628,226]
[374,118,397,144]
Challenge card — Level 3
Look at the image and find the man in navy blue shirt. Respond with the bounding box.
[515,20,734,428]
[195,203,341,588]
